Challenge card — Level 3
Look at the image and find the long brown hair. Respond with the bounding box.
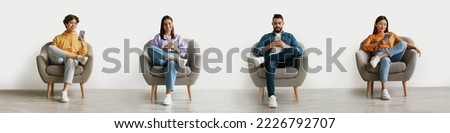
[372,15,389,34]
[159,15,175,40]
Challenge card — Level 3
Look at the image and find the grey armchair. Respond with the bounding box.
[247,42,308,102]
[355,36,418,97]
[36,42,93,98]
[140,38,201,102]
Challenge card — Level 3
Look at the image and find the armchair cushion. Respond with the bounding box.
[257,67,298,79]
[365,62,406,73]
[150,66,192,78]
[46,65,85,76]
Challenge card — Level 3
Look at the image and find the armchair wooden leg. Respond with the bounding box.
[151,85,157,102]
[51,83,54,96]
[80,83,85,98]
[51,83,55,97]
[258,87,264,103]
[293,86,299,102]
[402,81,407,96]
[371,81,374,97]
[187,85,193,101]
[366,81,373,98]
[47,83,54,98]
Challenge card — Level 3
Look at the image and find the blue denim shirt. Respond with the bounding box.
[252,31,303,57]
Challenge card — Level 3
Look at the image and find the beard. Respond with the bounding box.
[273,27,283,33]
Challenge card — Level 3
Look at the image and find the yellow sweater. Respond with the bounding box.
[362,32,414,53]
[52,31,88,56]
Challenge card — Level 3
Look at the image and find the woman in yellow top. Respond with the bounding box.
[48,14,89,103]
[362,16,421,100]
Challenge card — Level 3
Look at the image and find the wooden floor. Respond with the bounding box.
[1,87,449,113]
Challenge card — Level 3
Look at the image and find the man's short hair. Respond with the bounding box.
[63,14,79,28]
[273,14,283,21]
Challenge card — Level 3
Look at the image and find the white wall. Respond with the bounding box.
[1,0,449,90]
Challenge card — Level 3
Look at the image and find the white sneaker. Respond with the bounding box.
[381,89,391,100]
[163,94,172,105]
[370,55,381,68]
[61,91,69,103]
[268,95,278,108]
[77,55,89,65]
[177,58,188,67]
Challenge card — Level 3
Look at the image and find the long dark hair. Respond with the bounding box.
[372,15,389,34]
[159,15,175,40]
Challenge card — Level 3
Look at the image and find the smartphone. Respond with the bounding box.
[275,34,281,41]
[383,33,391,40]
[79,30,86,38]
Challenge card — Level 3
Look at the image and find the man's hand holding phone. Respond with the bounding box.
[79,30,85,38]
[78,30,87,46]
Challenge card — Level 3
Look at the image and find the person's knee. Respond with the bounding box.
[66,58,75,62]
[293,47,302,56]
[48,45,56,49]
[284,47,300,56]
[148,45,160,52]
[167,61,176,67]
[147,46,155,53]
[264,61,277,72]
[266,60,278,66]
[381,57,390,61]
[149,45,158,48]
[380,57,391,65]
[399,41,407,49]
[48,45,57,54]
[65,58,77,66]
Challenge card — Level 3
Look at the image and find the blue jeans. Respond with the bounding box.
[147,45,180,91]
[375,41,407,83]
[264,47,302,97]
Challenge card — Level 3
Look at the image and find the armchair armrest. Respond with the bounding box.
[402,49,418,63]
[189,53,202,73]
[81,43,93,76]
[36,55,49,71]
[140,54,149,73]
[295,54,308,72]
[81,53,93,78]
[36,55,49,66]
[140,47,153,73]
[37,44,50,65]
[402,49,418,73]
[186,39,201,73]
[247,54,264,74]
[355,50,370,73]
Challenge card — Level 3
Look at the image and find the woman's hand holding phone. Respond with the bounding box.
[382,33,391,44]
